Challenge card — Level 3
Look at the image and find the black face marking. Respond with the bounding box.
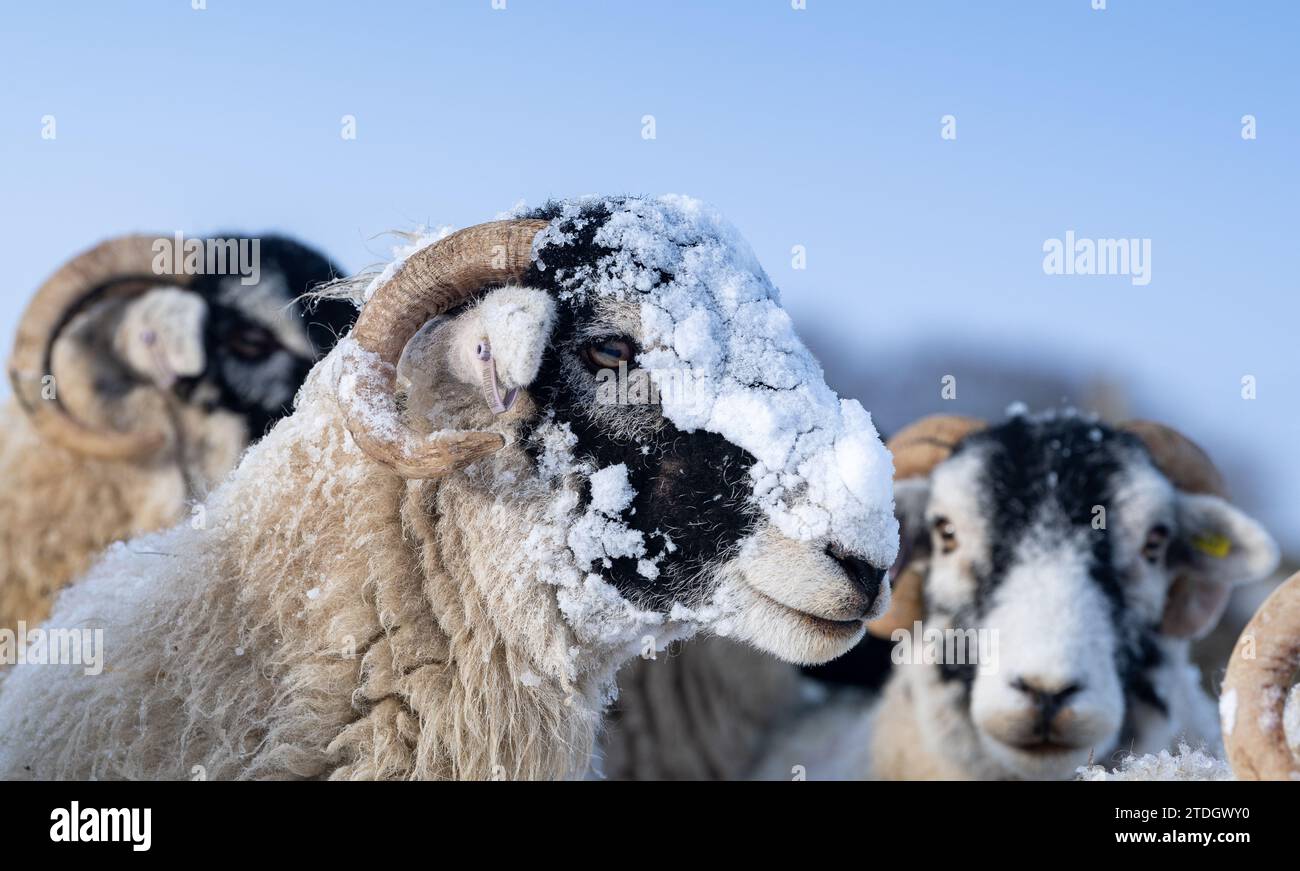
[930,416,1168,716]
[174,235,356,439]
[969,416,1128,614]
[516,200,761,611]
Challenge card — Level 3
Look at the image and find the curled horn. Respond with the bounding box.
[1117,419,1227,499]
[7,235,187,459]
[1221,572,1300,780]
[337,219,550,479]
[866,415,986,639]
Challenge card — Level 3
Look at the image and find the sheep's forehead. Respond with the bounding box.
[957,417,1136,547]
[925,418,1184,614]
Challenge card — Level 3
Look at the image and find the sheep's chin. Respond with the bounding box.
[724,579,870,665]
[975,728,1115,781]
[710,532,882,665]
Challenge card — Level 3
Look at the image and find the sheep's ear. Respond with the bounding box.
[397,317,446,388]
[867,477,930,638]
[113,288,207,389]
[1162,493,1281,639]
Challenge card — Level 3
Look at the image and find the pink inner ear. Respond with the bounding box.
[1161,574,1233,640]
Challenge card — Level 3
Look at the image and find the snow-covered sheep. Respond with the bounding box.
[0,235,354,631]
[0,195,899,780]
[756,412,1279,780]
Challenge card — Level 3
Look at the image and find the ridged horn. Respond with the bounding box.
[867,415,986,639]
[1222,571,1300,780]
[1117,420,1227,498]
[337,219,550,479]
[7,235,187,459]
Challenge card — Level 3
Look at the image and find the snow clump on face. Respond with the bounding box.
[531,194,898,568]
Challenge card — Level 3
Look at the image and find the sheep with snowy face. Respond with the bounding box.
[0,196,899,780]
[0,235,355,630]
[757,412,1279,781]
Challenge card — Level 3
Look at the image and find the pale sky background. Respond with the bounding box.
[1,1,1296,550]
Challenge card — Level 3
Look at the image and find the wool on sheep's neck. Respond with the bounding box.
[322,469,619,780]
[209,382,623,780]
[0,366,624,780]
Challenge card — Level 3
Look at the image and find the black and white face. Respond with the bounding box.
[530,294,892,664]
[175,237,356,439]
[397,198,901,665]
[898,415,1278,779]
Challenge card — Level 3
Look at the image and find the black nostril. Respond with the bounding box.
[825,545,886,601]
[1012,679,1083,719]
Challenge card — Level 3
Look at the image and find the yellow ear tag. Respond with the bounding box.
[1191,533,1232,558]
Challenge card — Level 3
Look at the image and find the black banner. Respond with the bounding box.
[1,781,1287,858]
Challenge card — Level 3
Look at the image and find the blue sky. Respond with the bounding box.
[1,1,1297,547]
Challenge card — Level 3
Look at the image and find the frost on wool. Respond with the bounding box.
[525,194,899,570]
[1219,687,1237,738]
[1076,744,1235,781]
[516,418,673,658]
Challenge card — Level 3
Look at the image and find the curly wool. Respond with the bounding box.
[0,386,245,632]
[0,401,183,631]
[0,356,613,780]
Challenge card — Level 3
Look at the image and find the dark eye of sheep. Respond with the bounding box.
[1142,524,1170,564]
[226,324,281,361]
[581,337,636,372]
[933,517,958,554]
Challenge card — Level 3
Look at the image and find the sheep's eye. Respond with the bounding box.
[582,337,636,372]
[226,324,280,360]
[1142,524,1170,565]
[933,517,958,554]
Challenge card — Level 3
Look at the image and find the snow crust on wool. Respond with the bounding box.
[515,417,727,664]
[1076,743,1235,781]
[1219,687,1237,737]
[530,194,898,568]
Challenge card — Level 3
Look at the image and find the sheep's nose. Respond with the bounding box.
[1012,677,1083,722]
[825,545,886,602]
